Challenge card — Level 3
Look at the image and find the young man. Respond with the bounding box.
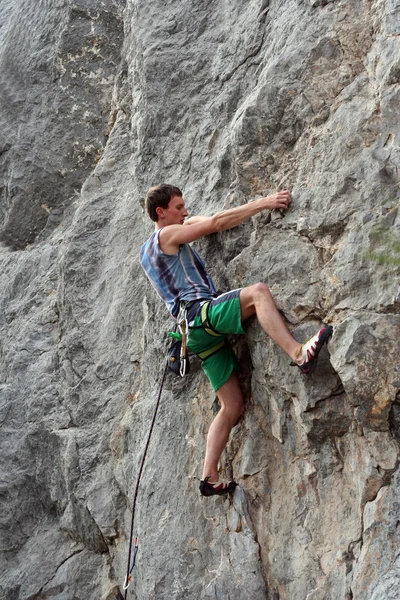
[140,184,332,497]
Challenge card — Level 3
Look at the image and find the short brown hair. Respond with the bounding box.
[145,184,183,222]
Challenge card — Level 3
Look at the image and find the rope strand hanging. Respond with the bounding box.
[123,360,169,598]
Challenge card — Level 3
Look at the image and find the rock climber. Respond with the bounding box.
[139,184,333,497]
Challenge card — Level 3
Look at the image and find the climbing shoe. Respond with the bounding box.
[292,324,333,375]
[199,477,237,497]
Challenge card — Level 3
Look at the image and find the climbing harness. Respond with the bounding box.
[123,360,168,598]
[200,301,222,337]
[168,300,226,373]
[197,300,227,360]
[197,338,226,361]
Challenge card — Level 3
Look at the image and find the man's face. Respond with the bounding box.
[158,195,188,225]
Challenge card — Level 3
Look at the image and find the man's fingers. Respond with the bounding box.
[277,190,291,201]
[277,196,289,207]
[276,190,292,209]
[262,190,292,211]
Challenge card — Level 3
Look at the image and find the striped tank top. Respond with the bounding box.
[140,230,216,317]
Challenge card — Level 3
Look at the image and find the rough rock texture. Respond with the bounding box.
[0,1,399,599]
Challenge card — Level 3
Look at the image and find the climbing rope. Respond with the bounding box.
[123,360,169,598]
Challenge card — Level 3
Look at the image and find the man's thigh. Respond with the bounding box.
[207,289,246,335]
[238,283,263,321]
[187,290,245,392]
[201,341,240,392]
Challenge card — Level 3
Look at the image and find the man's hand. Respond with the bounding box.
[260,190,292,211]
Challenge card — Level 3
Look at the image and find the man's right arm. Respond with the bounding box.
[208,190,291,232]
[160,190,292,253]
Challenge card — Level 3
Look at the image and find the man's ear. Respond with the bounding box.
[156,206,164,219]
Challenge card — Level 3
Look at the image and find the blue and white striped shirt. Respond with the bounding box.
[140,230,216,317]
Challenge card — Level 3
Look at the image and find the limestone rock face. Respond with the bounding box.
[0,1,399,599]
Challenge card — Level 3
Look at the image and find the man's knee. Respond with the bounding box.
[248,282,272,302]
[233,395,245,415]
[240,282,272,320]
[227,396,245,425]
[217,374,245,419]
[254,281,270,295]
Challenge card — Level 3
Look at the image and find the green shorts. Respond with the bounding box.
[187,290,245,392]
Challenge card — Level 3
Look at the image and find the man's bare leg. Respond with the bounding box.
[202,283,298,482]
[202,372,244,482]
[200,283,332,494]
[240,283,302,362]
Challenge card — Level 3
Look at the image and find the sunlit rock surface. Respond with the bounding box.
[0,1,399,598]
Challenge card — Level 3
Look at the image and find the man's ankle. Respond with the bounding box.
[292,344,303,365]
[202,472,219,482]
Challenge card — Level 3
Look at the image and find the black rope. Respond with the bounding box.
[123,360,169,598]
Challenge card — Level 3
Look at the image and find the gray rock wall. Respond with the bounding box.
[0,0,399,599]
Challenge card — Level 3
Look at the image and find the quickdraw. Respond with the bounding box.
[167,304,190,377]
[177,304,189,377]
[123,537,138,591]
